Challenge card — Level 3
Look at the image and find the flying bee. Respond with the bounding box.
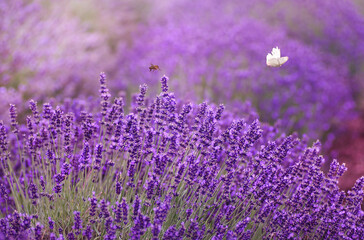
[149,64,161,72]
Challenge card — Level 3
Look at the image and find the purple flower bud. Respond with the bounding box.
[22,215,31,230]
[39,176,46,191]
[163,225,177,240]
[105,223,117,240]
[53,106,63,134]
[116,182,122,195]
[54,173,65,185]
[88,192,98,217]
[73,211,82,235]
[186,209,193,219]
[9,104,18,134]
[61,163,71,176]
[160,75,169,93]
[328,159,339,178]
[177,222,186,238]
[122,198,129,225]
[50,233,56,240]
[80,141,90,168]
[99,72,111,117]
[64,113,74,155]
[26,116,33,134]
[100,199,110,219]
[82,225,93,240]
[0,184,9,199]
[130,213,150,240]
[67,232,75,240]
[28,182,38,204]
[337,163,347,178]
[29,100,40,124]
[34,223,43,239]
[0,121,9,154]
[145,174,157,199]
[43,103,53,120]
[215,104,225,120]
[133,195,140,220]
[48,217,54,231]
[94,144,103,170]
[81,112,95,141]
[105,217,113,232]
[53,184,63,194]
[136,84,148,108]
[115,202,122,224]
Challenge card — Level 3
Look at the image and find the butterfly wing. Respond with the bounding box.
[278,56,289,66]
[266,58,280,67]
[271,47,281,58]
[266,53,274,61]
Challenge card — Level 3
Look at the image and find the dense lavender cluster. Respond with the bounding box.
[115,0,364,141]
[0,74,363,239]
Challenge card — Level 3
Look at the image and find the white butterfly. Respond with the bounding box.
[266,47,288,67]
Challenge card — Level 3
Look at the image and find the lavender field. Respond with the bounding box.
[1,0,364,239]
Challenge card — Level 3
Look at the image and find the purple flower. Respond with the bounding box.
[53,184,63,194]
[99,72,111,118]
[152,197,171,238]
[29,100,40,124]
[50,232,57,240]
[73,211,82,235]
[94,144,103,170]
[160,75,169,93]
[9,104,18,134]
[136,84,148,108]
[115,181,122,195]
[80,141,91,168]
[235,217,250,235]
[100,199,110,219]
[82,225,93,240]
[43,103,53,120]
[67,232,75,240]
[39,176,46,192]
[163,225,177,240]
[48,217,54,231]
[133,195,140,220]
[115,202,122,224]
[121,198,129,225]
[64,113,74,155]
[88,192,98,218]
[61,163,71,176]
[130,213,151,240]
[54,173,65,185]
[34,223,43,239]
[104,223,117,240]
[28,182,38,205]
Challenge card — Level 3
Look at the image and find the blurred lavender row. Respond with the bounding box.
[114,0,364,143]
[0,0,139,116]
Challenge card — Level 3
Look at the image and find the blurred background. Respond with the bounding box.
[1,0,364,189]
